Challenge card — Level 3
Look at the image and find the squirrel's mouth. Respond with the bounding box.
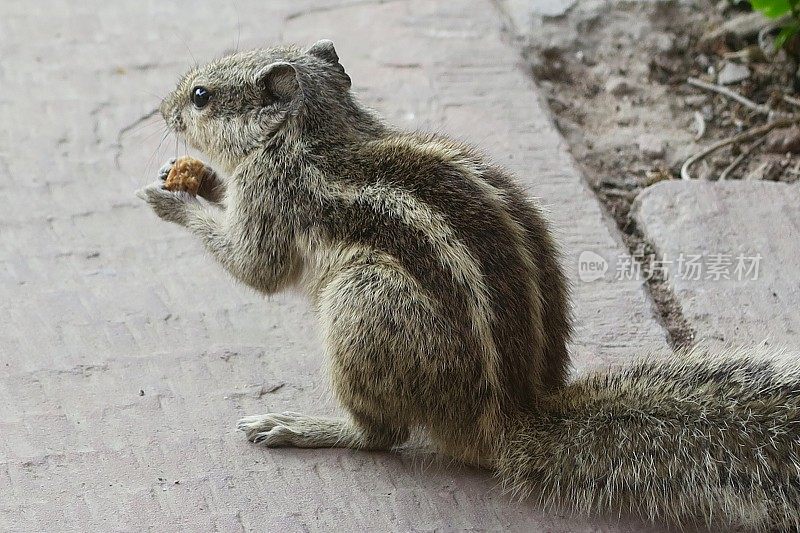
[164,114,186,135]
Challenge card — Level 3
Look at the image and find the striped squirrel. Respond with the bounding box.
[137,41,800,530]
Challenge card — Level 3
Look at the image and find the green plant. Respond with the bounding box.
[750,0,800,48]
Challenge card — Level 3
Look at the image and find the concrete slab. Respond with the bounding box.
[0,0,669,531]
[633,180,800,348]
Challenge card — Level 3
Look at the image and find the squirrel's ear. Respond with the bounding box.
[255,62,300,101]
[306,39,339,64]
[306,39,352,90]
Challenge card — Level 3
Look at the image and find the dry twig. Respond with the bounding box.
[783,94,800,108]
[687,77,772,115]
[719,134,769,181]
[681,117,797,180]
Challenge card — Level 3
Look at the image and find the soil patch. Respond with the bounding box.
[516,0,800,347]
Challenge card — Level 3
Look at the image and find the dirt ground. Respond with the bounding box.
[520,0,800,347]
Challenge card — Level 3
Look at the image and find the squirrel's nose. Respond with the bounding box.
[159,99,169,122]
[158,100,184,133]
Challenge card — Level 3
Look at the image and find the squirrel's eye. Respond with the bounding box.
[191,86,211,109]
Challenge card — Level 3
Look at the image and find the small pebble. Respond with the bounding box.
[605,76,634,96]
[650,32,675,54]
[717,62,750,85]
[637,134,666,159]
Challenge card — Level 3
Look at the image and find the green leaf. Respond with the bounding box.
[775,23,800,49]
[751,0,792,18]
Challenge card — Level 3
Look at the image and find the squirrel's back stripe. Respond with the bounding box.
[442,148,551,395]
[301,187,499,428]
[357,134,552,402]
[306,168,504,397]
[480,165,572,390]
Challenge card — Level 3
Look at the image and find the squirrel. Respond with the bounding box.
[137,40,800,531]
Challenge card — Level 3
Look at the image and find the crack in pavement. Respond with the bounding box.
[286,0,406,21]
[90,102,111,146]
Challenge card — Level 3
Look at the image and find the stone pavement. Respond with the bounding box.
[634,180,800,349]
[0,1,671,531]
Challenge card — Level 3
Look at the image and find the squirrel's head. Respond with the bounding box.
[160,40,353,172]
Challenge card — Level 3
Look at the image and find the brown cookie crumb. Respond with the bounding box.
[164,156,206,195]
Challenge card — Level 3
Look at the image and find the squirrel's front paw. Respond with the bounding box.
[157,156,222,203]
[136,179,198,226]
[237,412,305,447]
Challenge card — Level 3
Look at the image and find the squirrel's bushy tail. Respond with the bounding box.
[498,346,800,531]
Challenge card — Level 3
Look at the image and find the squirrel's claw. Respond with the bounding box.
[157,157,177,182]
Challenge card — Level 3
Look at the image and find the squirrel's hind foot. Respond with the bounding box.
[237,412,327,447]
[237,412,407,451]
[236,412,365,448]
